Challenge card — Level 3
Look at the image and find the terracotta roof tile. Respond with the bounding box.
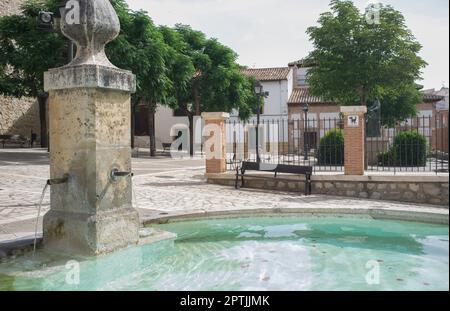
[422,93,445,102]
[241,67,290,81]
[288,87,335,105]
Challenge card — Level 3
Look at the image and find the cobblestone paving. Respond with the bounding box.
[0,148,447,243]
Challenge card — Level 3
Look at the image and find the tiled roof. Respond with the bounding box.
[288,87,335,105]
[241,67,290,81]
[422,93,445,102]
[288,87,445,105]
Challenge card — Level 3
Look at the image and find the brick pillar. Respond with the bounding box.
[341,106,367,175]
[202,112,230,174]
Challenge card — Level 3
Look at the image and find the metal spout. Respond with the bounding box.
[47,174,69,186]
[110,168,133,182]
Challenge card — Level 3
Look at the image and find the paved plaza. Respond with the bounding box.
[0,148,448,244]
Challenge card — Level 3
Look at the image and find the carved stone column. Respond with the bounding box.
[43,0,139,255]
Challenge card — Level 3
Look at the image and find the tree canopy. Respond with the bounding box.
[0,0,67,147]
[306,0,427,122]
[0,0,257,152]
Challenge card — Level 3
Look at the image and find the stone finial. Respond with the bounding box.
[61,0,120,67]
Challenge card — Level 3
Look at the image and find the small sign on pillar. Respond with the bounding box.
[347,115,360,127]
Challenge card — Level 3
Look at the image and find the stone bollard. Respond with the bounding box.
[43,0,139,255]
[202,112,229,174]
[341,106,367,176]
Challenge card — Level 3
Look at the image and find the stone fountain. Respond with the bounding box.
[43,0,139,255]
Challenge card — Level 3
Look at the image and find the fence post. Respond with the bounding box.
[202,112,230,174]
[341,106,368,175]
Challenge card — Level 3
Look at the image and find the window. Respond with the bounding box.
[304,132,318,150]
[173,107,188,117]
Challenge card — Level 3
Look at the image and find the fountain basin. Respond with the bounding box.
[0,214,448,291]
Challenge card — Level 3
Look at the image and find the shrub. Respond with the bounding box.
[318,129,344,165]
[377,130,428,167]
[376,150,396,166]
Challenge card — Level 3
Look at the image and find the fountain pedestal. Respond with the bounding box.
[43,0,139,255]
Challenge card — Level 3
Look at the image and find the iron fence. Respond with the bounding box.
[225,116,345,172]
[366,113,449,174]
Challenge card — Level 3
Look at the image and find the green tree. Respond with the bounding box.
[306,0,427,122]
[162,24,255,156]
[108,1,171,156]
[0,0,67,147]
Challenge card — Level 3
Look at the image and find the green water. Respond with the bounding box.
[0,215,448,291]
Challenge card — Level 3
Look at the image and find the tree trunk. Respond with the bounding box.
[37,94,48,148]
[188,113,194,157]
[194,86,200,116]
[131,102,136,149]
[148,101,157,157]
[360,86,368,107]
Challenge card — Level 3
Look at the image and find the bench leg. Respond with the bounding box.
[307,174,312,195]
[304,178,308,196]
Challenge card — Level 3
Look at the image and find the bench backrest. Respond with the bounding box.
[241,161,312,175]
[276,164,312,175]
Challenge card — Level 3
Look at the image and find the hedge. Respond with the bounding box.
[377,130,428,167]
[318,129,344,165]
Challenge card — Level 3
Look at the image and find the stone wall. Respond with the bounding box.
[0,96,40,138]
[0,0,24,17]
[0,0,40,140]
[207,173,449,206]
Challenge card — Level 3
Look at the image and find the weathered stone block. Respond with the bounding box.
[367,183,376,190]
[398,184,407,191]
[377,184,387,191]
[403,192,416,201]
[409,184,420,192]
[324,182,334,189]
[359,192,369,199]
[371,192,382,200]
[423,183,441,197]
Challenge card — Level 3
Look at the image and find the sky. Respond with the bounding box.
[126,0,449,90]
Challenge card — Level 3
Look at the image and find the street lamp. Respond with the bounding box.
[303,103,310,161]
[254,81,268,164]
[57,1,75,62]
[37,1,74,151]
[37,1,74,63]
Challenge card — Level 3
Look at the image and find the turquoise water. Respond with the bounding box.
[0,215,448,291]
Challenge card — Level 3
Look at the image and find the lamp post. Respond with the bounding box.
[303,103,310,161]
[37,1,74,151]
[38,1,74,63]
[57,1,75,63]
[254,81,269,164]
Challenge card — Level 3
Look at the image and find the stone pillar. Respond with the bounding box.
[341,106,367,176]
[202,112,229,174]
[42,0,139,255]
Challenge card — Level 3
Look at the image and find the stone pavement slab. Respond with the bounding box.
[0,148,448,244]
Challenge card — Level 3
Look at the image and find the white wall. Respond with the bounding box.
[154,105,204,151]
[260,80,289,116]
[154,105,188,149]
[287,67,294,100]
